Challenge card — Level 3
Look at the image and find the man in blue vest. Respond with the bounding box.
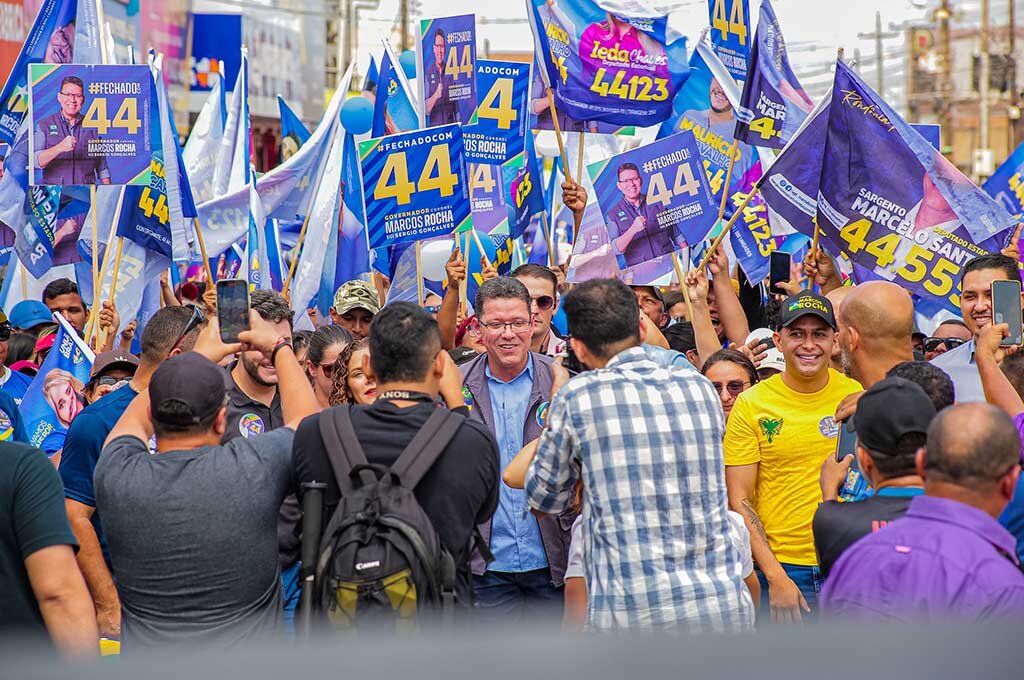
[35,76,111,185]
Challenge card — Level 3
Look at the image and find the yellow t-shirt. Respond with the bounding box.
[723,369,862,566]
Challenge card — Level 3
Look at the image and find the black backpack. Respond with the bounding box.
[313,405,462,631]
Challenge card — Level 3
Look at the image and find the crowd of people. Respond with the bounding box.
[3,183,1024,660]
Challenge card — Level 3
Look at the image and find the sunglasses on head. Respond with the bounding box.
[170,304,205,354]
[532,295,555,312]
[712,380,750,397]
[922,336,967,353]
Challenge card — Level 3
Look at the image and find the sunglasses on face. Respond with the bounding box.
[712,380,750,397]
[0,321,9,342]
[922,336,968,353]
[95,376,128,388]
[423,305,441,314]
[532,295,555,312]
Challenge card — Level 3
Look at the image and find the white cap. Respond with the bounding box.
[745,328,786,374]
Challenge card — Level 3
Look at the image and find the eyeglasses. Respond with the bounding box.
[423,305,441,314]
[476,319,531,333]
[711,380,750,397]
[531,295,555,312]
[170,304,205,354]
[617,177,642,186]
[922,336,968,353]
[59,91,84,100]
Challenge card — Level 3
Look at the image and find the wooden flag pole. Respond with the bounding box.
[716,142,739,224]
[546,89,573,186]
[470,229,494,270]
[85,187,127,348]
[415,240,425,307]
[539,210,555,269]
[697,182,763,271]
[97,237,125,350]
[282,208,313,295]
[576,131,585,188]
[458,231,469,316]
[673,251,695,322]
[89,185,101,347]
[192,217,215,285]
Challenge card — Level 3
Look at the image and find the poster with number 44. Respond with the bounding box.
[29,64,155,186]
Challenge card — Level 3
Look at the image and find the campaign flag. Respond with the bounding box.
[468,162,508,235]
[814,62,1016,313]
[659,39,778,281]
[361,123,472,249]
[527,59,635,135]
[984,141,1024,218]
[182,70,226,204]
[913,124,941,152]
[464,60,531,165]
[317,133,371,319]
[505,152,545,240]
[384,237,447,306]
[364,56,379,92]
[287,116,347,321]
[735,0,813,149]
[465,230,515,308]
[195,66,349,261]
[212,46,249,198]
[527,0,689,127]
[416,14,478,127]
[279,95,310,162]
[0,0,78,144]
[29,63,155,186]
[244,174,270,290]
[21,312,94,456]
[588,130,716,270]
[708,0,750,81]
[372,40,419,137]
[566,196,622,282]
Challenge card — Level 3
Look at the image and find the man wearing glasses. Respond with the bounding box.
[59,305,203,640]
[607,162,676,268]
[35,76,111,185]
[459,277,575,622]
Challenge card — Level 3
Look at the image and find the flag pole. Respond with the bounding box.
[470,228,493,270]
[674,251,695,322]
[89,185,101,349]
[539,210,555,269]
[576,131,585,188]
[85,187,127,347]
[415,240,425,306]
[192,217,215,284]
[458,231,469,316]
[98,236,125,350]
[697,182,763,271]
[546,89,573,185]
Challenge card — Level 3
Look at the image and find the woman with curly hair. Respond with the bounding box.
[328,337,377,406]
[305,325,352,408]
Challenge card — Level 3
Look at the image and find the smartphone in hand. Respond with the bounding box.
[992,280,1023,347]
[835,415,857,463]
[769,251,791,296]
[216,279,250,343]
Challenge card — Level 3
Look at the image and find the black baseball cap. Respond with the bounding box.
[149,352,227,428]
[854,377,936,454]
[779,292,837,330]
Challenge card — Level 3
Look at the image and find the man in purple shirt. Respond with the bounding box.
[820,402,1024,621]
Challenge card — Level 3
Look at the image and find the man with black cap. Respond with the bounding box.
[94,312,319,647]
[812,377,933,579]
[59,305,203,640]
[725,292,861,623]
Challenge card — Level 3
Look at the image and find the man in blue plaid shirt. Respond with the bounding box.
[525,279,755,631]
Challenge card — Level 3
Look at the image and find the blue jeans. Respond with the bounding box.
[281,560,301,634]
[473,568,563,624]
[755,564,823,623]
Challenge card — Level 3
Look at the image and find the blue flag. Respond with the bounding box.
[984,142,1024,218]
[527,0,690,128]
[364,56,379,92]
[813,62,1016,312]
[708,0,750,81]
[735,0,813,149]
[0,0,77,144]
[21,313,94,456]
[372,40,419,137]
[278,95,311,162]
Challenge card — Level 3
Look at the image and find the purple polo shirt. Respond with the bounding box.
[821,495,1024,622]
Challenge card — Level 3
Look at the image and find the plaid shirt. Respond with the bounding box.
[526,344,755,631]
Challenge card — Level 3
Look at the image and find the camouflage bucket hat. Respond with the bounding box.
[332,280,382,316]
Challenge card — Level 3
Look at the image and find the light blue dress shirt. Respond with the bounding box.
[485,356,548,573]
[930,338,984,403]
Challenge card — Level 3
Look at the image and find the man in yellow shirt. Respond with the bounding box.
[724,292,860,624]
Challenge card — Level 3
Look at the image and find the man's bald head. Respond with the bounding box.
[925,403,1020,490]
[838,281,915,341]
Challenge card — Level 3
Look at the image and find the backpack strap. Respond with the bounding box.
[391,407,464,489]
[317,406,375,494]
